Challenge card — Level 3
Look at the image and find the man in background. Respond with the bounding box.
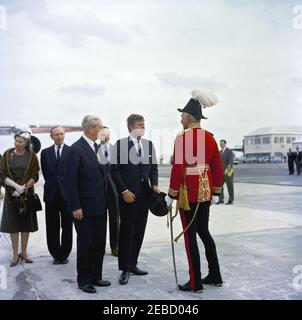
[98,126,120,257]
[217,139,235,205]
[287,148,295,175]
[295,146,301,176]
[41,127,72,265]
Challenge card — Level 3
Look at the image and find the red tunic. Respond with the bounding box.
[168,123,223,204]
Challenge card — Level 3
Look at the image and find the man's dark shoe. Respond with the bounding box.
[111,248,118,257]
[60,258,69,264]
[178,281,203,293]
[202,275,223,287]
[130,266,148,276]
[53,259,61,265]
[119,271,130,285]
[93,280,111,287]
[216,201,224,204]
[78,284,97,294]
[226,201,233,205]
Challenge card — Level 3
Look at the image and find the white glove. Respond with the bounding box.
[212,195,219,204]
[4,178,25,194]
[165,195,174,207]
[12,191,21,197]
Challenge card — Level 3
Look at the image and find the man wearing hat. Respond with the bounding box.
[165,90,223,293]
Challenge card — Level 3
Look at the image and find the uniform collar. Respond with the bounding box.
[187,122,201,129]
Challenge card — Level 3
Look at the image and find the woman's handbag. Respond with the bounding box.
[19,193,42,215]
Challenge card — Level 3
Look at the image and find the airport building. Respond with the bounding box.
[244,126,302,157]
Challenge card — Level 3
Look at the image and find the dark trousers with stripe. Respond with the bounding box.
[107,183,120,251]
[118,188,149,272]
[45,191,73,261]
[73,213,107,287]
[179,201,222,290]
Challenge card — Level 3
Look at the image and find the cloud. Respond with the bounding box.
[1,0,46,14]
[29,11,130,46]
[155,72,227,90]
[290,77,302,87]
[60,83,106,97]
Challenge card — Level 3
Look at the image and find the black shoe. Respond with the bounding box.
[53,259,61,265]
[78,284,97,294]
[111,248,118,257]
[216,201,224,204]
[93,280,111,287]
[178,281,203,293]
[119,271,130,285]
[130,267,148,276]
[202,275,223,287]
[60,258,69,264]
[226,201,233,205]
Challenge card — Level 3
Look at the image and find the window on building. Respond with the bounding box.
[280,137,284,144]
[245,139,249,145]
[287,137,291,144]
[254,138,261,145]
[262,137,270,144]
[292,137,296,142]
[274,137,279,144]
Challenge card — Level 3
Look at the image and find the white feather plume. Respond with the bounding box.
[191,89,219,107]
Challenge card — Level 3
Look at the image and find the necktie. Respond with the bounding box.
[104,147,109,159]
[94,142,99,154]
[137,138,142,158]
[56,145,61,161]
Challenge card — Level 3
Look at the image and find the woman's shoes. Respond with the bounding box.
[10,256,20,267]
[19,253,33,264]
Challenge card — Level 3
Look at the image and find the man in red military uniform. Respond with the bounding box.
[166,89,223,293]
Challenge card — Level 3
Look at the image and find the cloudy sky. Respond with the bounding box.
[0,0,302,156]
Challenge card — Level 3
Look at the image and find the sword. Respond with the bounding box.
[168,205,178,291]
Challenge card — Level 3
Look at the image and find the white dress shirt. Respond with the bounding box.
[100,143,111,162]
[82,134,96,153]
[129,135,144,157]
[54,143,64,159]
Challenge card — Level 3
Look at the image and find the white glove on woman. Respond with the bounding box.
[165,195,174,207]
[4,177,26,194]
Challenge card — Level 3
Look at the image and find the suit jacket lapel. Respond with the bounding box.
[81,137,107,179]
[50,146,57,167]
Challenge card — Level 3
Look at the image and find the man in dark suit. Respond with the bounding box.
[287,148,295,175]
[217,139,235,205]
[111,114,159,285]
[41,127,72,265]
[295,146,301,175]
[65,115,111,294]
[98,126,120,257]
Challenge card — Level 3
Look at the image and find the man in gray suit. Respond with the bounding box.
[217,139,234,205]
[98,126,120,257]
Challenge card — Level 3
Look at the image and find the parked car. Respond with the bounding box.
[258,156,269,163]
[239,156,247,163]
[233,157,240,165]
[246,156,258,163]
[270,156,283,163]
